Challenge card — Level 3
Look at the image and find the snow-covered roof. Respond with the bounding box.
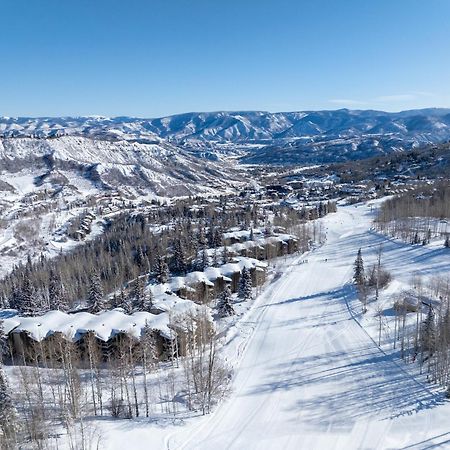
[148,256,267,298]
[148,283,171,297]
[151,293,200,316]
[262,234,298,245]
[220,262,243,277]
[223,228,263,241]
[0,253,269,346]
[169,276,190,291]
[0,309,21,335]
[3,309,176,342]
[184,271,215,287]
[204,266,232,282]
[229,241,264,252]
[233,256,268,270]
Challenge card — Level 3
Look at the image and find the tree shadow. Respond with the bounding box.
[242,279,444,430]
[399,431,450,449]
[245,342,444,429]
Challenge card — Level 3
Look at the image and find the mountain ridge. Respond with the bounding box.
[2,108,450,164]
[0,136,240,198]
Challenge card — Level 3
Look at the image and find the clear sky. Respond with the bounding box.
[1,0,450,117]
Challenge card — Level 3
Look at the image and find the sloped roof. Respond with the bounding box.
[4,309,172,342]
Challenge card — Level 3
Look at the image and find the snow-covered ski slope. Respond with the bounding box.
[101,201,450,450]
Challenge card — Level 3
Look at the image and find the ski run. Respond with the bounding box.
[72,199,450,450]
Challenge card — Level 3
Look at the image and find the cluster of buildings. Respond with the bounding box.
[2,231,299,364]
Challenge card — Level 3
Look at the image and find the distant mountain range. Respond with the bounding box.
[2,108,450,164]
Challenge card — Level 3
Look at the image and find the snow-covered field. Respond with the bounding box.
[74,200,449,450]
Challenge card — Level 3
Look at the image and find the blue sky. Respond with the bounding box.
[1,0,449,117]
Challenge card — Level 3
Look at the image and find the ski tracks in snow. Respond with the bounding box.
[161,203,448,450]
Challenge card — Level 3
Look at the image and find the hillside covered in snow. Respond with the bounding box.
[0,136,238,197]
[2,108,450,164]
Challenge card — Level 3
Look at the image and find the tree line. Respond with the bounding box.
[0,196,332,316]
[375,182,450,245]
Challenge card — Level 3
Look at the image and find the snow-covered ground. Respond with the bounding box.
[62,201,450,449]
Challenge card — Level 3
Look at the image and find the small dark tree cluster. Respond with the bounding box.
[217,285,235,317]
[88,270,105,313]
[353,248,367,311]
[238,267,253,301]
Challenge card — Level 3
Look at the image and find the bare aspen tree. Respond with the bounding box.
[375,304,384,346]
[126,335,139,418]
[117,335,133,419]
[0,360,17,449]
[85,333,103,416]
[140,323,158,417]
[375,244,382,301]
[180,310,230,415]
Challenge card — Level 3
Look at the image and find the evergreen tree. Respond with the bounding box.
[19,275,38,316]
[421,306,436,355]
[207,224,215,248]
[211,249,219,267]
[7,281,19,311]
[199,246,211,272]
[117,287,127,310]
[87,271,105,313]
[133,277,153,312]
[141,288,154,313]
[122,289,134,314]
[155,256,170,283]
[239,267,253,300]
[353,249,365,286]
[134,246,146,270]
[217,285,235,317]
[198,224,206,247]
[213,228,222,248]
[171,239,187,275]
[222,244,230,265]
[48,270,68,311]
[353,248,367,311]
[110,292,119,309]
[132,278,145,310]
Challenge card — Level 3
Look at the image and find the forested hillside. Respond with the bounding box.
[375,183,450,243]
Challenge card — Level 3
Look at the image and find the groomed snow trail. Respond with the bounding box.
[102,202,450,450]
